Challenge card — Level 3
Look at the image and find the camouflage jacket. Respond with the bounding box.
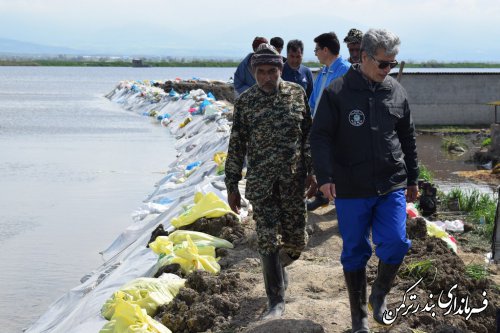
[225,79,313,200]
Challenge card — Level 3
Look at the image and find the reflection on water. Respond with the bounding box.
[416,133,496,194]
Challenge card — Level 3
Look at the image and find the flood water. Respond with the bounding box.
[416,133,496,194]
[0,66,235,333]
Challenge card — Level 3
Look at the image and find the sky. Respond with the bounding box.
[1,0,500,62]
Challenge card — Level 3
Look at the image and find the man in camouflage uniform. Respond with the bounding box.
[344,28,363,64]
[225,43,316,319]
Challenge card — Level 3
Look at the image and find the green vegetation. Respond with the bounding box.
[0,59,241,67]
[2,58,500,68]
[441,135,468,152]
[465,264,489,280]
[443,188,497,238]
[482,137,492,147]
[399,259,436,283]
[418,163,433,182]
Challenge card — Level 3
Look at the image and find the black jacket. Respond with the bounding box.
[310,65,419,198]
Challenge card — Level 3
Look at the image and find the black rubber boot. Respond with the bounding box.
[279,248,297,291]
[307,191,330,211]
[261,251,285,320]
[344,269,369,333]
[282,266,289,291]
[368,261,401,325]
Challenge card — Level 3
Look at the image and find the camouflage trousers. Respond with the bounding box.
[251,179,308,258]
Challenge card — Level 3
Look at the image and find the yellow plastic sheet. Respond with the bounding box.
[150,236,217,257]
[100,298,171,333]
[170,192,236,228]
[179,117,192,128]
[101,274,185,320]
[213,152,227,166]
[168,235,220,274]
[214,152,227,175]
[426,221,457,253]
[167,230,234,248]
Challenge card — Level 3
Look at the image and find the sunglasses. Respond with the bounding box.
[370,55,398,69]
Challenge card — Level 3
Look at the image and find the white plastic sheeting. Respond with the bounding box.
[26,79,238,333]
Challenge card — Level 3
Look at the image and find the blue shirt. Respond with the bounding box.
[309,56,351,116]
[281,62,314,99]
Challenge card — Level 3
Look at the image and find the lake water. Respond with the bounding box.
[0,66,235,333]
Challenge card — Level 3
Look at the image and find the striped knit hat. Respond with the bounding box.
[250,43,284,69]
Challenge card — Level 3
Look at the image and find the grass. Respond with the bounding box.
[418,163,433,182]
[416,126,484,135]
[465,264,489,280]
[3,58,500,68]
[441,135,468,152]
[482,137,492,147]
[0,59,241,67]
[443,188,497,238]
[399,259,436,283]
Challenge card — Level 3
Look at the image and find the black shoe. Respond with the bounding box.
[307,192,330,211]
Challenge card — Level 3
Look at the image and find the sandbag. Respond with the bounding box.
[170,192,235,228]
[100,298,171,333]
[101,274,185,320]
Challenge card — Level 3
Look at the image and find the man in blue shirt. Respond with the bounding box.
[309,32,351,117]
[234,36,268,97]
[281,39,314,99]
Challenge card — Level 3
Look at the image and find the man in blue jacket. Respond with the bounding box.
[310,29,419,333]
[234,36,268,97]
[281,39,314,99]
[309,32,351,117]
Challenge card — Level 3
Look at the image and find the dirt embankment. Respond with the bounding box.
[157,81,235,104]
[152,207,499,333]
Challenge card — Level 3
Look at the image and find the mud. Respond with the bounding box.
[156,270,242,333]
[177,213,245,243]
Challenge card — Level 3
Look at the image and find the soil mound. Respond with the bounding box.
[156,270,242,332]
[386,217,499,332]
[178,213,245,243]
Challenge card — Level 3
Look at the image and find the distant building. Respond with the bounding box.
[132,58,148,67]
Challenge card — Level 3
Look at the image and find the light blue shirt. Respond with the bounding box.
[309,56,351,116]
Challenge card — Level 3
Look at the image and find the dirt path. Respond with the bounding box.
[222,206,498,333]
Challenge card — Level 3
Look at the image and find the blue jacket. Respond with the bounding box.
[234,53,255,96]
[281,62,314,99]
[309,56,350,116]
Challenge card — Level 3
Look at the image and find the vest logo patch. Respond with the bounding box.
[348,109,365,126]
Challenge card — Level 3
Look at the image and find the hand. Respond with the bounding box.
[228,191,241,214]
[319,183,336,201]
[406,185,419,203]
[305,175,318,198]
